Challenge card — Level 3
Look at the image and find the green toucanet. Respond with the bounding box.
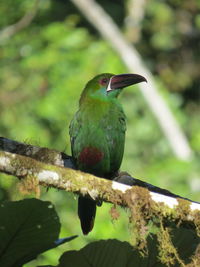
[69,73,146,234]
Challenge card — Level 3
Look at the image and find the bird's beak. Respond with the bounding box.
[106,73,147,92]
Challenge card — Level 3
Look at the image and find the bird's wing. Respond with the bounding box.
[104,107,126,174]
[69,110,82,159]
[118,109,127,133]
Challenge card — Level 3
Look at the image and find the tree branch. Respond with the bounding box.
[0,136,200,261]
[0,137,199,236]
[125,0,147,43]
[0,136,74,169]
[0,0,40,44]
[0,137,196,203]
[70,0,193,161]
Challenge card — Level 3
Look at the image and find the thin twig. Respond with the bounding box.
[0,0,40,44]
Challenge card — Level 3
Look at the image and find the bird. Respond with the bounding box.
[69,73,146,235]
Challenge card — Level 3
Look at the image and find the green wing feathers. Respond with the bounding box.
[69,102,126,176]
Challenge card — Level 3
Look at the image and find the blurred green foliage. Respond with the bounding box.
[0,0,199,266]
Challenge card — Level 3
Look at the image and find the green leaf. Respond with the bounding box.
[0,198,77,267]
[54,228,199,267]
[171,227,200,262]
[56,239,161,267]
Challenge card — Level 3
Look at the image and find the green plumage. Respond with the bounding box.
[69,73,146,234]
[70,90,126,176]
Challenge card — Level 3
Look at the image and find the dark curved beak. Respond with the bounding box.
[107,73,147,92]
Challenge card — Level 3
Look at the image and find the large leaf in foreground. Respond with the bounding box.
[0,198,77,267]
[57,239,162,267]
[55,228,199,267]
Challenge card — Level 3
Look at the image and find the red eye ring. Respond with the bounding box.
[99,78,109,85]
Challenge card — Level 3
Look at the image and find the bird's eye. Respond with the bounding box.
[99,78,109,86]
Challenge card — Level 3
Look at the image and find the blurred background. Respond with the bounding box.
[0,0,199,266]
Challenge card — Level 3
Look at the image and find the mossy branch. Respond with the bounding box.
[0,136,200,226]
[1,136,200,265]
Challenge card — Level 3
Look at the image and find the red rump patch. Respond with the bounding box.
[78,147,104,166]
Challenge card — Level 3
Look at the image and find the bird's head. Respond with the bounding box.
[80,73,147,104]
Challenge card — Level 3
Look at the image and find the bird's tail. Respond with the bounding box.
[78,196,96,235]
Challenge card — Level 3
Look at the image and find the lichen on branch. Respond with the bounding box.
[0,137,200,265]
